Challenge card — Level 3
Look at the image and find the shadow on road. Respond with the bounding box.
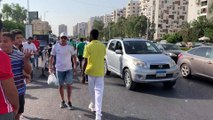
[22,115,50,120]
[25,94,38,100]
[105,73,213,100]
[74,107,146,120]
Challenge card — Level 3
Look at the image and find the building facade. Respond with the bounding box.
[87,16,104,35]
[104,14,112,27]
[188,0,213,22]
[154,0,188,39]
[111,8,126,23]
[31,19,51,35]
[126,0,141,18]
[73,22,88,37]
[140,0,156,23]
[58,24,67,36]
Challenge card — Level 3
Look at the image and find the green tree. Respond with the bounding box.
[166,33,182,43]
[2,3,27,23]
[93,20,104,40]
[2,20,25,33]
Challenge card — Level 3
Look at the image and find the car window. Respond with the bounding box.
[108,40,116,51]
[188,48,197,54]
[123,41,161,54]
[207,48,213,59]
[193,47,211,58]
[162,44,180,50]
[115,41,123,50]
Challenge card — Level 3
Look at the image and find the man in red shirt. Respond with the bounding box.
[0,19,19,120]
[32,36,40,68]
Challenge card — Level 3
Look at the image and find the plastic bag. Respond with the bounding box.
[47,73,58,86]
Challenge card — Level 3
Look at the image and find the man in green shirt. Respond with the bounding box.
[77,38,86,72]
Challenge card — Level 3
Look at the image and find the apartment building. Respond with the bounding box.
[126,0,141,18]
[104,14,112,27]
[188,0,213,22]
[140,0,156,23]
[87,16,104,35]
[73,22,88,37]
[111,8,127,23]
[58,24,67,36]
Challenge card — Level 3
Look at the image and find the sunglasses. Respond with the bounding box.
[61,36,67,39]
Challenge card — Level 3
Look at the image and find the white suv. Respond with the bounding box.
[105,39,179,90]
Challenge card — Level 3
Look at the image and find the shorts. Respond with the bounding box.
[56,70,73,85]
[78,55,84,62]
[0,112,15,120]
[18,95,25,114]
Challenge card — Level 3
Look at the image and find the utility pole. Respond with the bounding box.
[146,18,149,40]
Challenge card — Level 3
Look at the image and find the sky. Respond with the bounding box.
[1,0,130,35]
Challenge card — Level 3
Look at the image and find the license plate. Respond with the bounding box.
[156,71,166,77]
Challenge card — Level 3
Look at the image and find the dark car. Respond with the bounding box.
[156,43,183,63]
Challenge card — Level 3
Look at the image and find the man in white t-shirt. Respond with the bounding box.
[49,32,77,110]
[23,37,37,80]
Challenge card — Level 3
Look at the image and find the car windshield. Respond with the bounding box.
[123,41,161,54]
[162,44,180,50]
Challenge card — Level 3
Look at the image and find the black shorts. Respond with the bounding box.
[78,55,84,62]
[18,95,25,114]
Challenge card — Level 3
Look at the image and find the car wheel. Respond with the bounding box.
[163,81,176,88]
[104,60,111,76]
[124,69,136,90]
[181,64,191,78]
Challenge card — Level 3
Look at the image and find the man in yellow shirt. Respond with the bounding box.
[83,29,106,120]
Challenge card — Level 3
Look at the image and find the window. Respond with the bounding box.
[115,41,123,50]
[108,40,116,51]
[206,48,213,59]
[192,47,211,58]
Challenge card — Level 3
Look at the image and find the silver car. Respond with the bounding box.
[105,39,179,90]
[178,46,213,79]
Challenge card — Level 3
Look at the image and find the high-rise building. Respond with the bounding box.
[58,24,67,36]
[104,14,112,27]
[73,22,88,37]
[87,16,104,35]
[188,0,213,23]
[126,0,141,18]
[140,0,188,39]
[111,8,126,23]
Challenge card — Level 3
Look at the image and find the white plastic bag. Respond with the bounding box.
[47,73,58,86]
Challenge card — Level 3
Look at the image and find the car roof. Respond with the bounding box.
[109,38,149,42]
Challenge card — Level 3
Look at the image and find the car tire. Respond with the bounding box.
[124,69,136,90]
[104,60,111,76]
[163,81,176,88]
[181,64,191,78]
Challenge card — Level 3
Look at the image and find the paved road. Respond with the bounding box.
[22,68,213,120]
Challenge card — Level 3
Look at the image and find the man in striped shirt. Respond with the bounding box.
[0,20,19,120]
[0,32,32,120]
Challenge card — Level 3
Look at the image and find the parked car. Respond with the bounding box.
[178,46,213,80]
[156,43,183,63]
[105,38,179,90]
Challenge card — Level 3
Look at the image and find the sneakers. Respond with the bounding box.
[88,103,95,112]
[60,101,67,108]
[67,102,74,110]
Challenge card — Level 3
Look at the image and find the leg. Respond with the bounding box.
[16,95,25,120]
[88,75,95,111]
[56,71,65,101]
[65,70,74,102]
[94,77,104,119]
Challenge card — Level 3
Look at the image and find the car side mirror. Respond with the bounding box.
[115,50,123,54]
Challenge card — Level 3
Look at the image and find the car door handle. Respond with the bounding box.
[207,61,212,64]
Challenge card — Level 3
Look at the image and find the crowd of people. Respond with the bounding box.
[0,18,106,120]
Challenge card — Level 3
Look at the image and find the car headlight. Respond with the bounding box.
[167,52,177,57]
[170,60,176,67]
[132,59,148,68]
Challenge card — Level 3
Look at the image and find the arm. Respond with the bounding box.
[82,58,88,75]
[72,55,77,70]
[23,57,32,74]
[1,78,19,112]
[48,55,55,73]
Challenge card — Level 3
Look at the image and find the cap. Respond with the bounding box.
[60,32,68,38]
